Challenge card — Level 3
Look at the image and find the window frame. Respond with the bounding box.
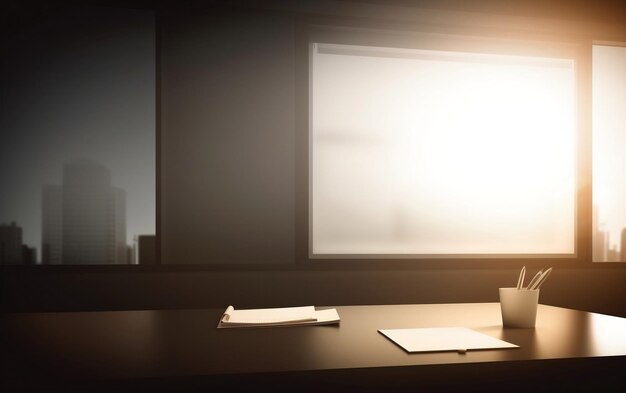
[307,32,580,261]
[293,15,596,270]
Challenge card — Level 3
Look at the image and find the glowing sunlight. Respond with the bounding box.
[311,43,576,256]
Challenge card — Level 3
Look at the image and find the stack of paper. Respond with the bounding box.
[217,305,340,328]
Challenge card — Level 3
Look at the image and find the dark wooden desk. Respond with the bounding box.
[3,303,626,392]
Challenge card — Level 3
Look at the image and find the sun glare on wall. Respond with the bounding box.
[310,43,576,257]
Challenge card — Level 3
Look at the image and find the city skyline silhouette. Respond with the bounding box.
[1,159,154,265]
[593,205,626,262]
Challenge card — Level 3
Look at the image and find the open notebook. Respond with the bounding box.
[217,305,340,328]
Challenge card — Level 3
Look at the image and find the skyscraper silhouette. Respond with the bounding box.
[42,160,127,264]
[42,185,62,264]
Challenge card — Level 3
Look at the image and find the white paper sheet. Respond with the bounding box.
[379,327,519,353]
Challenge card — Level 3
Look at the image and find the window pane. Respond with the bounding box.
[311,43,576,257]
[592,44,626,262]
[0,8,155,265]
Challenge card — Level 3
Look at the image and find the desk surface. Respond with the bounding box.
[3,303,626,390]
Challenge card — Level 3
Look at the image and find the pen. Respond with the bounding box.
[516,266,526,290]
[531,267,553,290]
[525,269,543,290]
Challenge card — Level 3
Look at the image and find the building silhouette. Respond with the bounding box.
[22,245,37,264]
[42,185,63,264]
[0,222,37,265]
[0,222,23,265]
[135,234,156,265]
[42,160,127,264]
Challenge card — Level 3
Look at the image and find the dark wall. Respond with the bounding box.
[160,8,296,264]
[3,1,626,317]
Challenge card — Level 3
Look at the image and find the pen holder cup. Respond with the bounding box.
[499,288,540,328]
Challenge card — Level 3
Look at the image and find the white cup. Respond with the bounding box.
[499,287,540,328]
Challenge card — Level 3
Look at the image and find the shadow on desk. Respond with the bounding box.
[6,357,625,393]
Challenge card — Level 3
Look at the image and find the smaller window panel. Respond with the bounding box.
[0,8,156,265]
[592,44,626,262]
